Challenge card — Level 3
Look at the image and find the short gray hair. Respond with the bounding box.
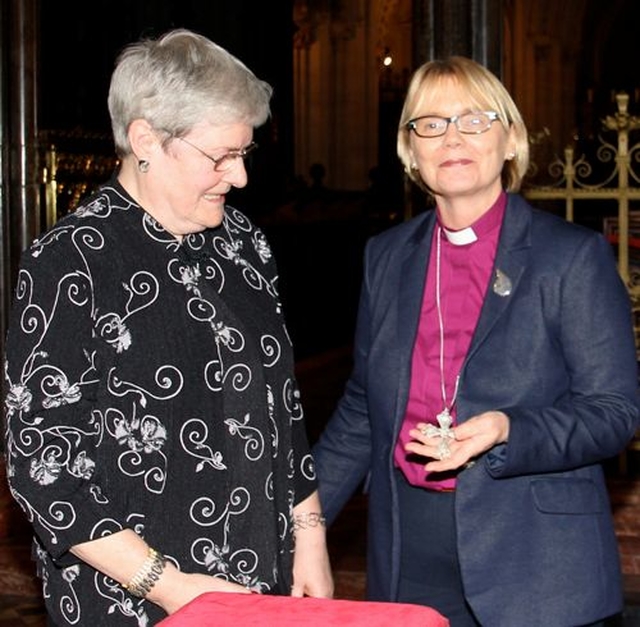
[108,28,273,156]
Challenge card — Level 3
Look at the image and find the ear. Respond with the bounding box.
[505,126,517,160]
[128,119,161,161]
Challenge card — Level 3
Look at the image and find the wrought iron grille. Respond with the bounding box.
[523,92,640,352]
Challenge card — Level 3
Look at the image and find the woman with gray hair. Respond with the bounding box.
[4,28,332,626]
[312,56,638,626]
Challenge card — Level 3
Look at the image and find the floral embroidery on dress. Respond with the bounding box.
[3,185,314,625]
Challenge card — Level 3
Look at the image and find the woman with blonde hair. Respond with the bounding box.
[313,56,638,626]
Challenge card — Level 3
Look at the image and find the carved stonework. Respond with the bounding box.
[294,0,362,48]
[293,1,319,49]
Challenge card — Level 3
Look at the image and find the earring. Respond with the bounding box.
[506,152,516,161]
[410,162,418,170]
[138,160,150,173]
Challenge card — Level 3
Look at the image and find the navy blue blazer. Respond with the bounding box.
[312,193,640,626]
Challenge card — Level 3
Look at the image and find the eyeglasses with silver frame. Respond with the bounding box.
[406,111,501,138]
[178,137,258,172]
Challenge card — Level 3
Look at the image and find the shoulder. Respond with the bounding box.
[509,193,609,249]
[506,194,618,276]
[20,184,141,275]
[33,184,132,242]
[367,211,433,254]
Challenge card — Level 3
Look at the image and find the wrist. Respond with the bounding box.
[123,547,167,598]
[292,511,326,532]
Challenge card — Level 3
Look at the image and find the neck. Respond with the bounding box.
[436,188,503,230]
[117,164,184,242]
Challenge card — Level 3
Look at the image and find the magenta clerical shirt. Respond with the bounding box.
[393,192,507,490]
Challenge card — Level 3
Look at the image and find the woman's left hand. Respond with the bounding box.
[290,492,334,599]
[290,528,334,598]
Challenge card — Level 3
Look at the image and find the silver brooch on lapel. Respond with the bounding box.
[492,268,512,297]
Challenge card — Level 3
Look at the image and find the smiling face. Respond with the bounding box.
[124,120,255,240]
[159,122,255,236]
[408,77,516,220]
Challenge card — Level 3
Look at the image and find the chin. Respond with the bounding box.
[199,207,225,226]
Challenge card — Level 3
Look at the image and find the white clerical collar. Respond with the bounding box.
[442,226,478,246]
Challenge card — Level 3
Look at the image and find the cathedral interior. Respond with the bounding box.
[1,0,640,624]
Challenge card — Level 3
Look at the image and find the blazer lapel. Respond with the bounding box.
[466,196,532,362]
[395,213,436,425]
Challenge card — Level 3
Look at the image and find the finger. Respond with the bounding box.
[404,441,442,461]
[290,585,304,598]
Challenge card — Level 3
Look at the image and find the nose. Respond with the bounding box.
[223,158,249,188]
[443,120,463,144]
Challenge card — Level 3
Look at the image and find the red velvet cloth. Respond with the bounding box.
[157,592,450,626]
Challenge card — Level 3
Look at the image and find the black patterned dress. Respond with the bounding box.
[3,180,317,625]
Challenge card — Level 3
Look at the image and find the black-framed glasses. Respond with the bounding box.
[406,111,500,138]
[179,137,258,172]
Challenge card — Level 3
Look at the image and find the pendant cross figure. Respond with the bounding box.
[421,409,455,460]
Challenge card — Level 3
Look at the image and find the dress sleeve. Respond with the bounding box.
[4,232,125,562]
[290,376,318,506]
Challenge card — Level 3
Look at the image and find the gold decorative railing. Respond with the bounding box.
[522,93,640,472]
[523,92,640,350]
[39,130,119,228]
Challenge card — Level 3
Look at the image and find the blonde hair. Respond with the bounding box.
[397,56,529,194]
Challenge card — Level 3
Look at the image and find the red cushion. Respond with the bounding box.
[157,592,450,626]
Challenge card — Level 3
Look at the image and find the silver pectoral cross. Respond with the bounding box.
[422,409,456,460]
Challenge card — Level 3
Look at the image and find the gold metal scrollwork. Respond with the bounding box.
[524,93,640,349]
[39,130,120,227]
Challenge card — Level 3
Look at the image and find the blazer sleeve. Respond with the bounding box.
[312,240,377,525]
[487,228,640,477]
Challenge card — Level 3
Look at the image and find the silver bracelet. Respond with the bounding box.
[292,511,326,531]
[123,547,167,598]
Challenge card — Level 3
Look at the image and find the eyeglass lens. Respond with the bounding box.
[214,144,257,172]
[178,137,257,172]
[409,112,497,138]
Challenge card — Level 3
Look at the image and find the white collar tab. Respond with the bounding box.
[442,226,478,246]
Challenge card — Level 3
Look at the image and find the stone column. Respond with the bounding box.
[0,0,40,550]
[412,0,504,75]
[1,0,41,396]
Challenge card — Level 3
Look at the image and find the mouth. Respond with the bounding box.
[203,193,225,202]
[203,185,232,203]
[440,159,473,167]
